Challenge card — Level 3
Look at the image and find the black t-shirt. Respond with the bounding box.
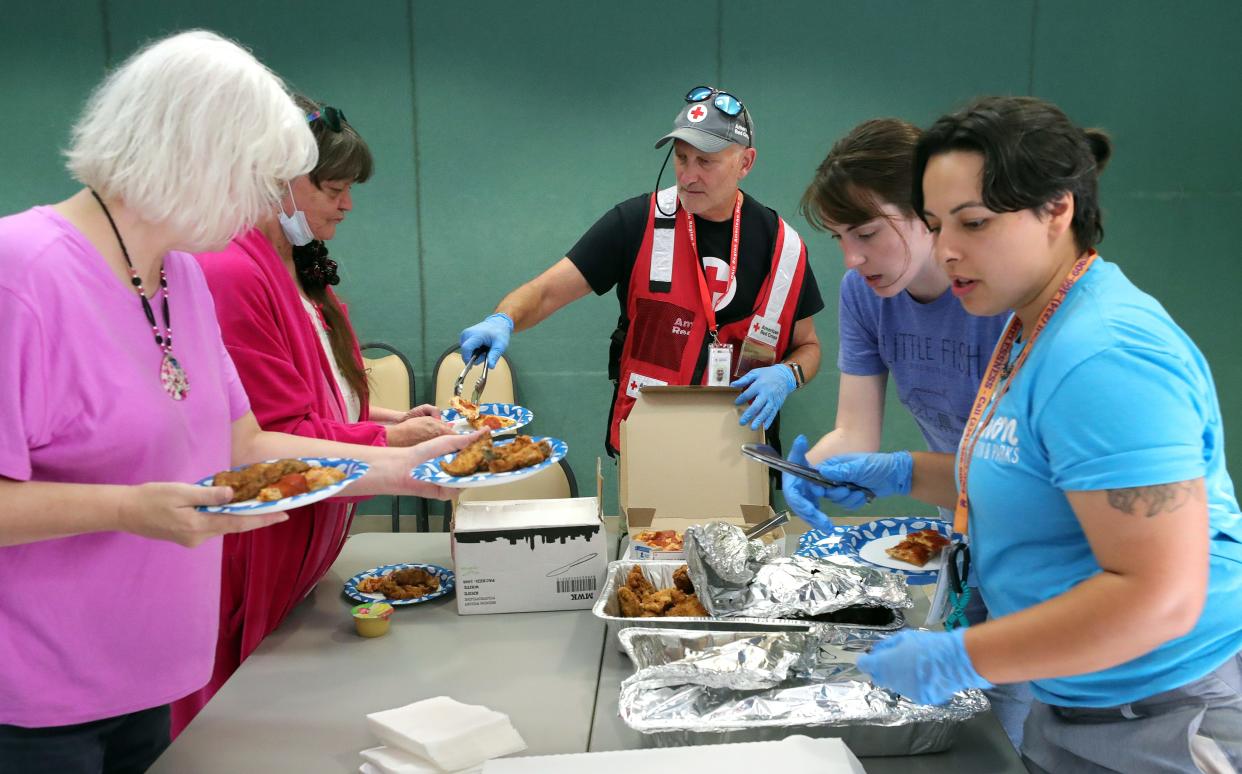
[567,191,824,327]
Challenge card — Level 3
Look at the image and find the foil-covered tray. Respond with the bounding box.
[593,561,907,636]
[617,627,988,755]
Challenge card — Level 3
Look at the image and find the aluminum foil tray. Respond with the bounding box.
[616,627,988,755]
[593,560,906,637]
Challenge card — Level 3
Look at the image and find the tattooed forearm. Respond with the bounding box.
[1106,481,1203,518]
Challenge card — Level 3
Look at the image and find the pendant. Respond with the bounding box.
[161,353,190,400]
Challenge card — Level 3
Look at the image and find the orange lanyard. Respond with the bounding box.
[953,251,1098,533]
[685,192,743,340]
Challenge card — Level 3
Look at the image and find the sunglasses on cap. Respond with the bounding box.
[685,86,745,117]
[306,106,347,132]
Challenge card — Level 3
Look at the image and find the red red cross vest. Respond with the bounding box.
[607,186,808,452]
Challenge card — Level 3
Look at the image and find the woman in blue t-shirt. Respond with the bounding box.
[807,96,1242,772]
[785,120,1030,747]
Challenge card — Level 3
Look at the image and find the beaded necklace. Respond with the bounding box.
[91,189,190,400]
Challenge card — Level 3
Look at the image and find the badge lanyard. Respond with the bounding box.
[686,192,743,385]
[953,251,1098,533]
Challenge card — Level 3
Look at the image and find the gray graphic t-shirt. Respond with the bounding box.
[837,270,1009,453]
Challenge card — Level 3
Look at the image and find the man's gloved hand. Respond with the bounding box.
[816,451,914,510]
[732,364,797,430]
[782,435,833,531]
[458,313,514,369]
[856,629,992,705]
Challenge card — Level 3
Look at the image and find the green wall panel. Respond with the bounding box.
[2,0,1239,518]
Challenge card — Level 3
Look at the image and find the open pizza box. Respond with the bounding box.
[619,386,785,560]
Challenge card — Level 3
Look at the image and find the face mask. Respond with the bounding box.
[278,182,315,246]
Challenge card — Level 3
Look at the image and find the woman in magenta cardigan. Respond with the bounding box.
[171,98,450,734]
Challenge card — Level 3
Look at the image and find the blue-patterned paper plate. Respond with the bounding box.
[195,457,368,516]
[411,436,567,488]
[440,403,533,435]
[343,562,455,605]
[796,517,959,585]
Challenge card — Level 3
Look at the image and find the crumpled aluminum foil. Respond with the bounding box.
[619,630,819,691]
[685,523,912,618]
[618,626,988,735]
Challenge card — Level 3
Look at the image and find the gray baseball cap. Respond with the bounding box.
[654,95,754,153]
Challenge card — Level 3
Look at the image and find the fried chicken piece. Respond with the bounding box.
[390,567,438,589]
[667,594,708,617]
[212,469,265,502]
[440,436,493,476]
[625,566,657,599]
[270,459,311,477]
[357,568,440,600]
[304,465,347,490]
[672,565,695,594]
[640,588,676,615]
[617,585,644,618]
[487,436,551,473]
[213,459,310,502]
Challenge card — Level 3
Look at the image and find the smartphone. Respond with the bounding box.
[740,443,876,503]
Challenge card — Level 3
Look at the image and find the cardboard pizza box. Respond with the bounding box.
[619,386,785,553]
[451,461,607,615]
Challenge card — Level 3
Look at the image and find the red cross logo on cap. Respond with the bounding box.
[687,105,707,123]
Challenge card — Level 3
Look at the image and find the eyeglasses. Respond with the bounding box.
[306,106,347,133]
[685,86,745,118]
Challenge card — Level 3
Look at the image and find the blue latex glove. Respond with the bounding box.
[816,451,914,510]
[857,629,992,705]
[731,364,797,430]
[782,434,834,531]
[458,313,513,369]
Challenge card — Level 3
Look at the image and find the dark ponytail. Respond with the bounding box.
[290,93,374,405]
[912,96,1111,252]
[295,240,369,404]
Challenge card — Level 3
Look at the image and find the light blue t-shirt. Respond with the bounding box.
[963,258,1242,707]
[838,270,1008,452]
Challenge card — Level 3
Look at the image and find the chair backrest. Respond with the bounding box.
[459,458,578,505]
[432,344,517,408]
[361,342,415,411]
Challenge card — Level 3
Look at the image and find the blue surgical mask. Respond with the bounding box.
[278,182,315,246]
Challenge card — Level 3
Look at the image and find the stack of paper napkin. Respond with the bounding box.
[360,697,527,773]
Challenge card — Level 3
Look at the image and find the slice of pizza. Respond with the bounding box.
[449,396,481,426]
[907,529,951,551]
[884,528,949,567]
[885,540,933,567]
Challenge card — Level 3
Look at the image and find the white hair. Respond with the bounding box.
[66,30,317,250]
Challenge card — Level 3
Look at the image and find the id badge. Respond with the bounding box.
[707,343,733,386]
[925,562,954,627]
[734,336,778,377]
[734,316,781,376]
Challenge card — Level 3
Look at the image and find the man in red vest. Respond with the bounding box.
[458,86,824,455]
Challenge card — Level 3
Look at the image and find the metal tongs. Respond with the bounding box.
[453,350,491,404]
[743,509,791,541]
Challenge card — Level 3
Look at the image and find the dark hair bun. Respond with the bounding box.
[1083,129,1112,173]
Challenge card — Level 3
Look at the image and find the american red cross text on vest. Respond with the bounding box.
[606,187,809,453]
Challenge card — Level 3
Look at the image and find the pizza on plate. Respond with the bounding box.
[884,528,951,567]
[633,529,684,552]
[448,396,517,431]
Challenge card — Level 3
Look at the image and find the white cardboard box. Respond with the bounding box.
[619,386,785,548]
[452,497,608,615]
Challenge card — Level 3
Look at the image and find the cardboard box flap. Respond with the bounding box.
[620,386,767,518]
[454,497,601,532]
[627,503,772,529]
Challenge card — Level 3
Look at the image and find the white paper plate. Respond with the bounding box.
[195,457,367,515]
[411,436,567,488]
